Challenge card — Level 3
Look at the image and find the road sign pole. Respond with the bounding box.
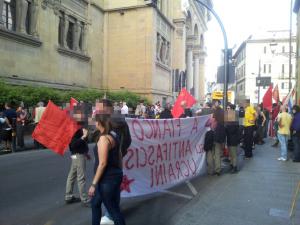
[258,60,261,105]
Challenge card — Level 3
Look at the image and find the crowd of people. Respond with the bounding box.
[202,99,300,178]
[1,97,300,225]
[0,101,46,152]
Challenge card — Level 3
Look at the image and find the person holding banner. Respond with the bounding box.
[89,99,126,225]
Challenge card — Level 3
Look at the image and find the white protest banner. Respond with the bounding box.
[121,115,210,197]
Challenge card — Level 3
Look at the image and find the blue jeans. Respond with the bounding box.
[103,193,121,219]
[91,175,125,225]
[278,133,288,160]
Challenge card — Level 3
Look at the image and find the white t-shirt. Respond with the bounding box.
[121,105,129,115]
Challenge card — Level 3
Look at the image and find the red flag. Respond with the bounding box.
[32,101,80,155]
[272,84,279,103]
[263,85,273,112]
[171,88,196,118]
[70,97,78,110]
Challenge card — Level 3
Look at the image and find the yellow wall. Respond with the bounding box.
[103,8,154,97]
[103,0,146,10]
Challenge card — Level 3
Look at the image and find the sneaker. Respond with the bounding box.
[277,157,287,161]
[65,196,81,204]
[100,216,114,225]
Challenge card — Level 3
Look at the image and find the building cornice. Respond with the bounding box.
[90,2,105,12]
[1,76,88,90]
[0,28,42,47]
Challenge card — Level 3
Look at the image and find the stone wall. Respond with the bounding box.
[0,0,104,90]
[103,7,154,97]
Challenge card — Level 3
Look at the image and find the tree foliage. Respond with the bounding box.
[0,82,148,108]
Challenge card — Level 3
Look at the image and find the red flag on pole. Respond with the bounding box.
[263,85,273,112]
[272,84,280,103]
[70,97,79,110]
[171,88,196,118]
[32,101,80,155]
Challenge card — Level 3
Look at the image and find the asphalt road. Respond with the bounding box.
[0,147,199,225]
[1,140,300,225]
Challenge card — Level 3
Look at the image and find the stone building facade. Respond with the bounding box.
[0,0,211,104]
[233,32,296,105]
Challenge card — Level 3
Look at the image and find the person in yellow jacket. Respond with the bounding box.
[243,99,257,158]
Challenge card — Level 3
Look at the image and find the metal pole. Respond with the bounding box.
[258,60,261,105]
[289,0,293,92]
[194,0,229,109]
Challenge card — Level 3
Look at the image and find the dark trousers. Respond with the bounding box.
[256,125,264,143]
[16,122,24,148]
[292,135,300,161]
[263,119,269,138]
[244,126,255,157]
[91,175,125,225]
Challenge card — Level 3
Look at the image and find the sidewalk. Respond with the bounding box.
[166,139,300,225]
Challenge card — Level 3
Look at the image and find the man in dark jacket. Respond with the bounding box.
[291,105,300,162]
[179,101,193,118]
[160,103,173,119]
[65,126,91,206]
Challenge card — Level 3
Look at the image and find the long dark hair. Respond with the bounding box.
[95,114,112,135]
[93,98,114,141]
[292,105,300,114]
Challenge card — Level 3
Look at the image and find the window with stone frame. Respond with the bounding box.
[79,22,83,51]
[25,1,31,34]
[2,0,15,31]
[58,13,64,46]
[66,20,74,50]
[2,0,31,33]
[156,32,170,66]
[57,11,87,55]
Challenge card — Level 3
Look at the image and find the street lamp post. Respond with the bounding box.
[194,0,229,109]
[257,60,261,105]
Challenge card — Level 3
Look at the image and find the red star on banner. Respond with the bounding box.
[121,175,135,193]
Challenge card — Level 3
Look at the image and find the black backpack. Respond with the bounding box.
[111,114,132,157]
[239,108,245,118]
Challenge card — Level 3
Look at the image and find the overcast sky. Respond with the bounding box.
[205,0,297,81]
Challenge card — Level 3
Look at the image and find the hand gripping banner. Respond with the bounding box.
[122,115,210,197]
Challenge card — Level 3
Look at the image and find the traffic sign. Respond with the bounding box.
[256,77,271,87]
